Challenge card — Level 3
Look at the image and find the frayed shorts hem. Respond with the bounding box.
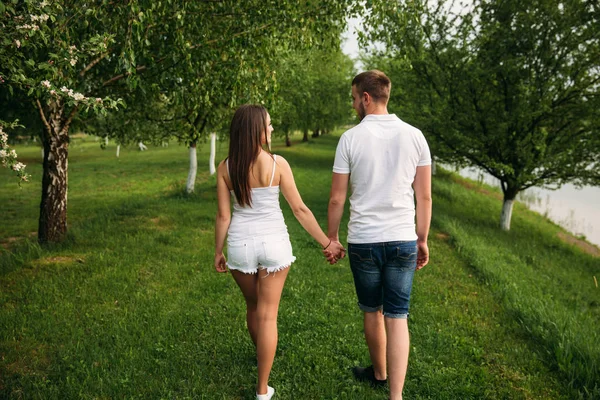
[227,258,295,275]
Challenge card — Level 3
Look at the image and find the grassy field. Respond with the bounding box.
[1,132,598,399]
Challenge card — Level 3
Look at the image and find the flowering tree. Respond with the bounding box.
[0,1,189,242]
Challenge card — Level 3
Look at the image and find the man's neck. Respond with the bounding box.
[365,103,389,116]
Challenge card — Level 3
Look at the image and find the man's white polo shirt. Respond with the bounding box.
[333,114,431,244]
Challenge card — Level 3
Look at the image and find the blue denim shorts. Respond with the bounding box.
[348,241,417,319]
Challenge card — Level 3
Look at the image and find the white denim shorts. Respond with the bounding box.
[227,234,296,274]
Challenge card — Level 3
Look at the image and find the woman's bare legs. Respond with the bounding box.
[231,270,259,345]
[255,267,289,395]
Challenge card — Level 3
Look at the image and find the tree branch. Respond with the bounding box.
[35,99,52,136]
[80,51,110,77]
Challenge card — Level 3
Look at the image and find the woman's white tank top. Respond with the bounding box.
[226,155,289,241]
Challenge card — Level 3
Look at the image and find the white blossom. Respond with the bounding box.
[0,150,7,158]
[15,40,21,48]
[41,80,51,88]
[12,162,26,172]
[60,86,69,93]
[40,0,50,7]
[0,132,7,144]
[40,14,49,22]
[9,149,17,158]
[72,93,85,101]
[96,98,103,103]
[70,57,77,66]
[50,89,56,95]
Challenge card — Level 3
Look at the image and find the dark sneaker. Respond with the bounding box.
[352,365,387,388]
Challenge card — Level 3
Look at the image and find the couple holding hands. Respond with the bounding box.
[214,70,432,400]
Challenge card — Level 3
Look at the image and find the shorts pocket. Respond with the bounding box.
[349,247,373,262]
[392,244,417,266]
[263,237,293,265]
[227,240,248,267]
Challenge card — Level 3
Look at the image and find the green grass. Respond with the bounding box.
[0,132,598,399]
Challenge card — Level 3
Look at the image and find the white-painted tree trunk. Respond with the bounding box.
[431,158,437,175]
[138,141,147,151]
[162,141,169,147]
[209,132,216,175]
[116,145,120,158]
[104,136,109,147]
[186,143,198,193]
[500,199,514,231]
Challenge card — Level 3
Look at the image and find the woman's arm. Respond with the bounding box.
[278,156,338,251]
[215,160,231,272]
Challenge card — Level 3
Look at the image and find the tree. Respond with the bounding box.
[1,0,358,242]
[275,48,355,145]
[364,0,600,230]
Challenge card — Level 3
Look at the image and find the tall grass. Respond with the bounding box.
[433,170,600,398]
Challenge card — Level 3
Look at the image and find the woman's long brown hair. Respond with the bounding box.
[227,104,269,207]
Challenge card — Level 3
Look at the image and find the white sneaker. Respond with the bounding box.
[256,385,275,400]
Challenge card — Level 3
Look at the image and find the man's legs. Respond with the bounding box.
[348,243,387,383]
[382,240,417,400]
[385,317,410,399]
[364,310,387,380]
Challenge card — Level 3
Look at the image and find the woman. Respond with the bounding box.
[214,104,344,399]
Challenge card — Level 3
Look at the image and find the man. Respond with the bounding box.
[325,70,432,400]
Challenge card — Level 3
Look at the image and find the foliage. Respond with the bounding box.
[274,47,356,138]
[363,0,600,204]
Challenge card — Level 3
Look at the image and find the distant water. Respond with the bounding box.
[447,165,600,247]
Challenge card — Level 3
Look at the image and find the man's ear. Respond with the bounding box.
[362,92,371,105]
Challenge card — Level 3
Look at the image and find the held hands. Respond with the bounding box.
[214,252,228,273]
[323,239,346,265]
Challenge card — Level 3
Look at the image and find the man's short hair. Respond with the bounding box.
[352,70,391,103]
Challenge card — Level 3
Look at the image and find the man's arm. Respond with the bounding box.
[328,172,349,241]
[413,165,432,269]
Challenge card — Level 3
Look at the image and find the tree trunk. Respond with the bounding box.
[431,157,437,175]
[38,100,70,243]
[186,142,198,193]
[302,129,309,142]
[285,131,291,147]
[116,144,120,158]
[138,141,147,151]
[500,199,514,231]
[311,128,320,138]
[500,183,519,231]
[104,136,108,147]
[209,133,216,175]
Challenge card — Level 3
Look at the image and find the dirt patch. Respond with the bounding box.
[435,232,450,241]
[557,232,600,257]
[150,216,172,230]
[3,342,51,377]
[449,174,503,200]
[0,237,21,249]
[33,256,85,266]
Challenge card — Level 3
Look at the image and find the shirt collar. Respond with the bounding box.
[361,113,399,122]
